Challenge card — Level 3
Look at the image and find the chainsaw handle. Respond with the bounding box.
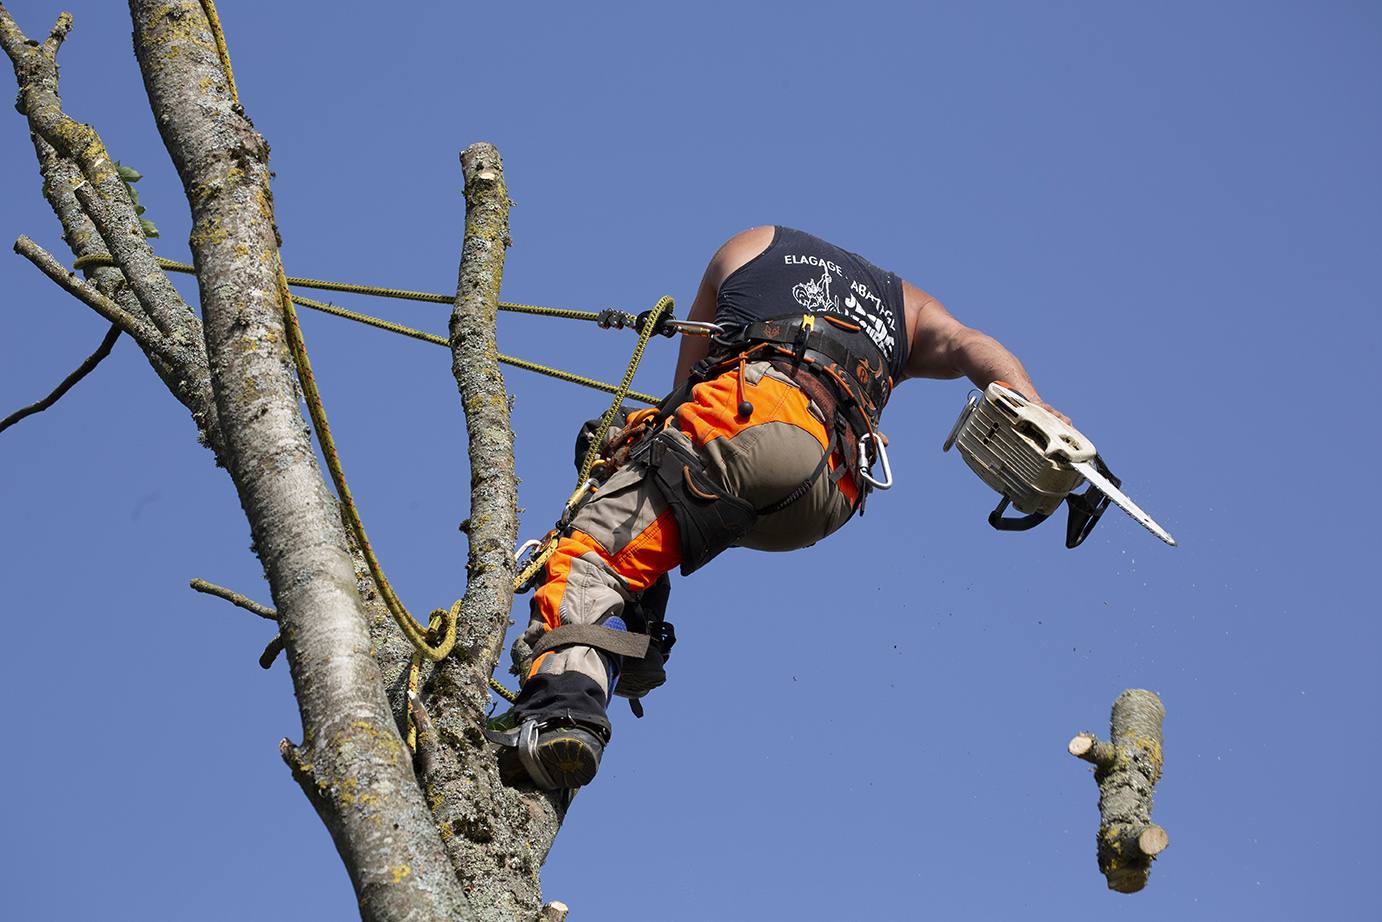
[987,496,1050,532]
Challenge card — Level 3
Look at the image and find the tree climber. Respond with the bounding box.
[492,225,1068,790]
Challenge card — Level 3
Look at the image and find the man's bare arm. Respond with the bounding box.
[900,281,1070,423]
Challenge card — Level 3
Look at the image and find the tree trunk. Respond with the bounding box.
[127,3,474,919]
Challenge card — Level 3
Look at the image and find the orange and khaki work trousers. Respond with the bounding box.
[514,361,860,731]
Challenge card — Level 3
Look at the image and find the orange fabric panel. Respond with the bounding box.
[531,512,682,634]
[678,369,861,506]
[676,371,828,450]
[607,509,681,589]
[831,453,860,507]
[533,531,605,633]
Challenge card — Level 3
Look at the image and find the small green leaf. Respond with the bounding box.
[139,217,159,239]
[115,162,142,182]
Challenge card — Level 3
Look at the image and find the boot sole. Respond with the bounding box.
[535,729,601,788]
[495,726,602,789]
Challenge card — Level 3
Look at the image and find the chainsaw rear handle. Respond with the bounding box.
[987,495,1050,531]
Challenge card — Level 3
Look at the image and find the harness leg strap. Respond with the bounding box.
[529,623,651,660]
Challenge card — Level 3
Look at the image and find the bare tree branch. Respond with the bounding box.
[189,578,278,620]
[14,236,161,345]
[0,321,119,435]
[1069,689,1168,893]
[6,5,566,918]
[400,144,571,922]
[0,3,222,452]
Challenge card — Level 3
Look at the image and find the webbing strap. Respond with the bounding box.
[716,313,891,417]
[530,623,651,660]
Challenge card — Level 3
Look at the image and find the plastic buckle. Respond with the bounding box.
[650,619,677,658]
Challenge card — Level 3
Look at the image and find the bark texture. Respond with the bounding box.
[350,147,570,920]
[419,143,568,920]
[1069,689,1168,893]
[126,3,473,919]
[0,5,221,452]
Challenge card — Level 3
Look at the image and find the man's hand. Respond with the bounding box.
[1035,399,1072,427]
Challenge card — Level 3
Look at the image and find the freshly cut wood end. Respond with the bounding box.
[1107,869,1147,894]
[1139,825,1168,856]
[1069,733,1095,756]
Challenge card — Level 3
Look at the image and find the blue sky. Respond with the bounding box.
[1,2,1377,919]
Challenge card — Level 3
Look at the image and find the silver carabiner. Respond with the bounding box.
[857,433,894,490]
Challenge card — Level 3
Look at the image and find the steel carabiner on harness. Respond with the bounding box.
[857,432,894,490]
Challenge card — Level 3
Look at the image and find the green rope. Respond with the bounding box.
[511,295,675,593]
[289,294,660,405]
[196,0,455,663]
[72,253,625,323]
[72,254,661,404]
[578,296,673,485]
[489,677,518,704]
[275,258,459,661]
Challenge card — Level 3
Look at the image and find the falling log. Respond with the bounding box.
[1069,689,1167,893]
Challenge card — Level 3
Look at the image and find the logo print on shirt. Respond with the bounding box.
[788,258,897,359]
[791,267,838,314]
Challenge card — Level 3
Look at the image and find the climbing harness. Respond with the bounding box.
[690,311,897,513]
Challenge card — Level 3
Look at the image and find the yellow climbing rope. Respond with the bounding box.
[72,253,633,322]
[198,0,454,662]
[193,0,673,715]
[512,296,674,592]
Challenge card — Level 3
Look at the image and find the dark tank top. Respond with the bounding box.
[716,227,909,382]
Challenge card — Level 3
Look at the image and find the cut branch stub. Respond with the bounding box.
[1069,689,1167,893]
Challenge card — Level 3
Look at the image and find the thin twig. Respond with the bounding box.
[14,236,162,350]
[0,323,120,434]
[407,689,442,777]
[190,578,278,620]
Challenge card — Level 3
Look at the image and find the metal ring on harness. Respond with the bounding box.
[857,432,893,490]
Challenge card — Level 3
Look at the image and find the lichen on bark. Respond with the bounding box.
[1069,688,1168,893]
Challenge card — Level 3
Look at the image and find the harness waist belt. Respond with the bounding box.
[715,314,892,415]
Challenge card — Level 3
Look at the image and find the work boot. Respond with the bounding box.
[493,719,605,789]
[491,672,611,789]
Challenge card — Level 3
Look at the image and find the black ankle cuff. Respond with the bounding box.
[513,672,612,741]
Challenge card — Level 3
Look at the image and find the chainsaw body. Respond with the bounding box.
[945,383,1095,515]
[943,383,1132,547]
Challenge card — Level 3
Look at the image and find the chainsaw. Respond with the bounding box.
[942,382,1176,548]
